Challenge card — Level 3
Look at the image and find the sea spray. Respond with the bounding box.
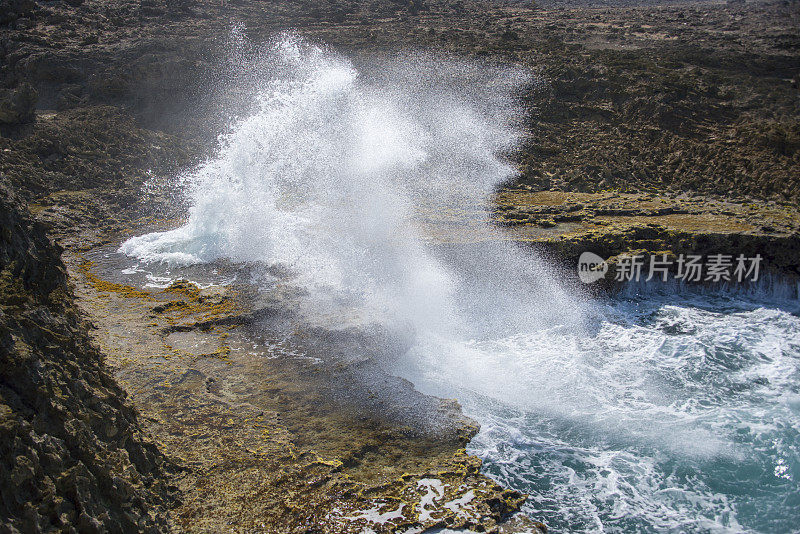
[119,34,800,532]
[120,33,581,337]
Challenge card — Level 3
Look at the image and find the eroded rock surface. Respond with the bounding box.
[0,180,173,532]
[66,255,532,533]
[0,0,798,532]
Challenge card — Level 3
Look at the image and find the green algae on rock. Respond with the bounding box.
[66,254,536,533]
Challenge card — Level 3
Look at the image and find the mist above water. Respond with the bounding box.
[119,35,800,532]
[120,33,582,340]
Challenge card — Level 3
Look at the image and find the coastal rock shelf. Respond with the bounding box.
[496,189,800,283]
[1,0,798,531]
[66,250,534,533]
[415,188,800,287]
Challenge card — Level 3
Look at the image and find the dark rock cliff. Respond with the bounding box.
[0,180,172,533]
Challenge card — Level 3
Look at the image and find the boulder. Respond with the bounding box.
[0,0,36,25]
[0,83,38,125]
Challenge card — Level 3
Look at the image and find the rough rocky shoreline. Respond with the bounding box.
[1,180,173,533]
[1,107,536,531]
[65,241,534,533]
[2,0,799,531]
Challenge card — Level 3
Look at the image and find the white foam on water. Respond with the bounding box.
[119,34,800,533]
[458,292,800,532]
[417,478,447,522]
[347,503,406,525]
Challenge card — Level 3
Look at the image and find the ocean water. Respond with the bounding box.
[405,286,800,533]
[119,35,800,533]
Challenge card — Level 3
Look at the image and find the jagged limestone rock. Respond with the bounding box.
[0,83,37,125]
[0,179,174,533]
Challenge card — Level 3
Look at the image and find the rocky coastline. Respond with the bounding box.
[2,0,798,532]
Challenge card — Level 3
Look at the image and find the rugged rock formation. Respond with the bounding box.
[0,0,798,531]
[0,83,37,126]
[2,1,798,201]
[0,180,173,533]
[489,189,800,282]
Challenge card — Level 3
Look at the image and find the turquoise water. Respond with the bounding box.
[112,34,800,533]
[453,288,800,533]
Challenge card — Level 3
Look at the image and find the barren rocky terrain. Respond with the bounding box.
[1,0,799,532]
